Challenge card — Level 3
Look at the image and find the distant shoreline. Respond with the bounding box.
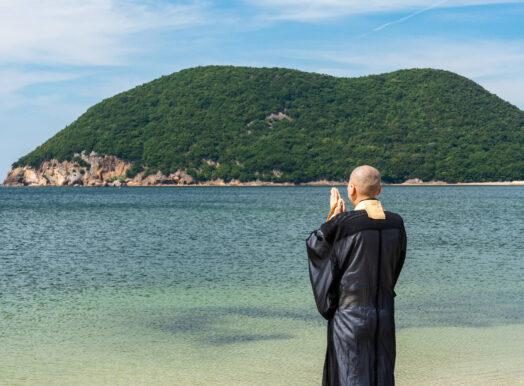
[384,181,524,186]
[5,154,523,188]
[188,180,524,187]
[2,180,523,187]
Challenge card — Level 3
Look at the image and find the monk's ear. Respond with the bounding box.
[347,183,355,196]
[376,185,382,197]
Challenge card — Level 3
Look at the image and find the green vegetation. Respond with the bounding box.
[126,163,144,178]
[108,176,126,183]
[72,156,91,168]
[13,66,524,182]
[142,168,158,178]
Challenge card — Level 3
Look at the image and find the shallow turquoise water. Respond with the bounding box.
[1,186,523,384]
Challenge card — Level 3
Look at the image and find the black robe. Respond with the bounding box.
[306,207,406,386]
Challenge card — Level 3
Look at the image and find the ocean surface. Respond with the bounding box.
[1,186,523,385]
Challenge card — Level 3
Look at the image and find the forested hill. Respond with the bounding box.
[13,66,524,183]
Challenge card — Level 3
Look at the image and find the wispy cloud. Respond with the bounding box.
[246,0,523,21]
[0,69,80,97]
[0,0,207,121]
[283,38,524,108]
[0,0,205,66]
[305,39,524,77]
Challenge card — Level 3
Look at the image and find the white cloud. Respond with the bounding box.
[0,0,204,66]
[0,0,206,118]
[481,76,524,109]
[308,39,524,78]
[0,70,79,96]
[246,0,523,21]
[284,38,524,108]
[0,68,84,113]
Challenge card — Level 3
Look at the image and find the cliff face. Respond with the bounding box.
[2,151,194,187]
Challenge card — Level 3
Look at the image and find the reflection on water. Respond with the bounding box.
[0,186,523,384]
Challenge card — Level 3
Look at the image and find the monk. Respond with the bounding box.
[306,165,407,386]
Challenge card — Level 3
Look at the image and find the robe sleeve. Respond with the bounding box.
[393,229,407,287]
[306,228,337,320]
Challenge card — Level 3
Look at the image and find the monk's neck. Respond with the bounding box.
[353,197,378,209]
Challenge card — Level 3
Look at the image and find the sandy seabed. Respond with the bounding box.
[3,323,522,385]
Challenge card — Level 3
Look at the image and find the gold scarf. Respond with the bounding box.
[354,199,386,219]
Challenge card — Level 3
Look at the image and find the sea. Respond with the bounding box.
[1,186,523,385]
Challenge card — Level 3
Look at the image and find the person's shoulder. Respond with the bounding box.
[332,210,404,228]
[321,210,405,242]
[384,211,405,228]
[319,211,371,243]
[321,210,366,230]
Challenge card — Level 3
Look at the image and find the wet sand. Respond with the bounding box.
[3,323,522,385]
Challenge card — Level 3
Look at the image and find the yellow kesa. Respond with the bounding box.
[354,200,386,220]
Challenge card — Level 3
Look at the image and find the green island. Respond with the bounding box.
[11,66,524,183]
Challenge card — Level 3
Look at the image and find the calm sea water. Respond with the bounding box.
[1,186,523,385]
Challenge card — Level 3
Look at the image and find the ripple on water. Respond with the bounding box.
[0,186,523,384]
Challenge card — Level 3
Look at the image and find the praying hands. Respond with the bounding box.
[327,187,346,221]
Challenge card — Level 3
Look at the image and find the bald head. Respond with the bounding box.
[349,165,382,197]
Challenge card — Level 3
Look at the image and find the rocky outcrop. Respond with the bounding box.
[401,178,424,184]
[2,151,195,187]
[265,112,292,127]
[135,170,194,186]
[400,178,447,185]
[3,150,343,187]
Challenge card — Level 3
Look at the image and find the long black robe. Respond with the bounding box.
[306,206,406,386]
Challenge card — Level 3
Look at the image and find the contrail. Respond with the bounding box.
[359,0,449,37]
[374,0,449,31]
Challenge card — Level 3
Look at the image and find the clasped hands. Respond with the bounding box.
[327,187,346,222]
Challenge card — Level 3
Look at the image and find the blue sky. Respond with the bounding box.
[1,0,523,180]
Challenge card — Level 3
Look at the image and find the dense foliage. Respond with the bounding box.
[14,66,524,182]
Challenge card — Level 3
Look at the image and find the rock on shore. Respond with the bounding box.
[2,151,195,187]
[7,153,521,187]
